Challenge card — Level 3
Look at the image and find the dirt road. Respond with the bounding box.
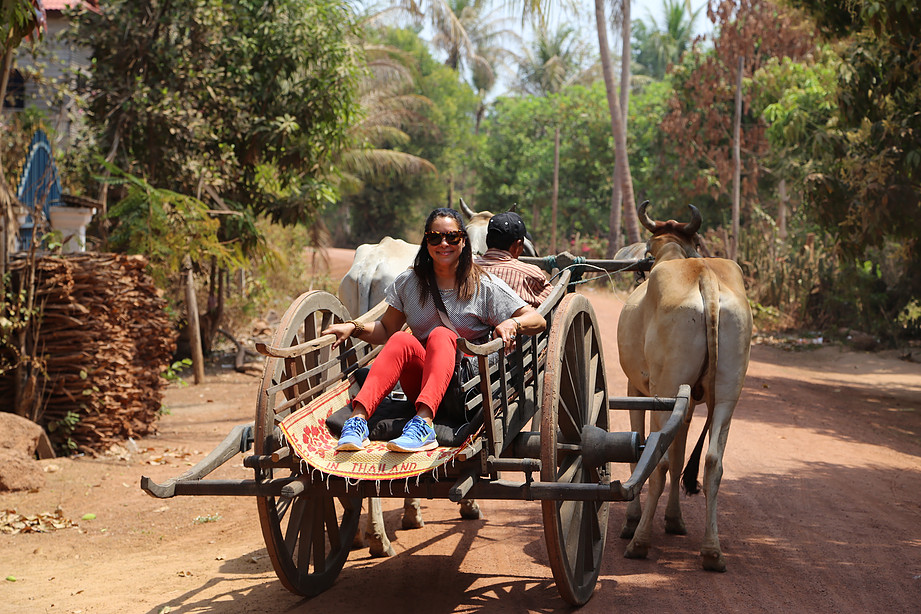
[2,252,920,614]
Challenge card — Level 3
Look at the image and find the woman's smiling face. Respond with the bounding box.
[426,215,465,268]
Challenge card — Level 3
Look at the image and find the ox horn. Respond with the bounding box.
[685,204,702,235]
[637,200,657,233]
[458,197,476,220]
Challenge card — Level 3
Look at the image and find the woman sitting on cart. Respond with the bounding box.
[323,207,546,453]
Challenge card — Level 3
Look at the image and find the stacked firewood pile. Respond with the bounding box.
[0,254,176,453]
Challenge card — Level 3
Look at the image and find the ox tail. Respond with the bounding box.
[682,265,720,495]
[682,414,709,495]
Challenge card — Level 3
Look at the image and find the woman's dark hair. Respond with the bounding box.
[414,207,484,304]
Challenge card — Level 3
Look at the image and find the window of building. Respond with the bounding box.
[3,69,26,109]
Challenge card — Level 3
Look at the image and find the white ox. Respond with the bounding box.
[338,236,418,319]
[617,202,752,572]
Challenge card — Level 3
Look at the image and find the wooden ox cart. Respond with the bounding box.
[141,254,689,605]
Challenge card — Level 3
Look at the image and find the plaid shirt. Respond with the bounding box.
[475,248,553,308]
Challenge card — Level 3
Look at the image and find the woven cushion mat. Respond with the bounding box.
[279,376,481,481]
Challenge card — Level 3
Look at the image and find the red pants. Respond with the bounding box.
[353,327,457,418]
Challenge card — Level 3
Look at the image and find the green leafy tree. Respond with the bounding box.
[105,169,245,289]
[475,83,617,246]
[776,0,921,335]
[660,0,815,227]
[72,0,363,227]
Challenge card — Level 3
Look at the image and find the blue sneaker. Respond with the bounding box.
[336,416,369,451]
[387,416,437,452]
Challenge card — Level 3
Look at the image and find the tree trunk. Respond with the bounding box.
[551,124,560,255]
[0,46,12,122]
[730,56,743,261]
[95,116,125,248]
[608,0,633,258]
[183,256,205,385]
[596,0,639,257]
[620,0,631,130]
[1,47,14,278]
[778,178,788,242]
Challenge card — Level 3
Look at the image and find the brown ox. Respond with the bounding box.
[617,202,752,572]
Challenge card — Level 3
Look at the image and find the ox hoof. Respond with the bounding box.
[624,540,649,560]
[459,499,481,520]
[664,515,687,535]
[366,533,396,558]
[620,517,639,539]
[701,551,726,572]
[401,514,424,530]
[369,543,396,558]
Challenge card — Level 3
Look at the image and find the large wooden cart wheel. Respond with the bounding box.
[539,293,610,606]
[254,291,361,596]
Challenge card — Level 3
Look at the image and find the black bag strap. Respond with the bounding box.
[428,273,459,336]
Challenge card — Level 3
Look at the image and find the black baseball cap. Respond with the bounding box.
[487,211,527,245]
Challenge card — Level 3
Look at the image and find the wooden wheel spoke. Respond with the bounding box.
[303,312,317,343]
[557,394,580,441]
[578,502,602,575]
[312,500,327,573]
[297,497,317,572]
[560,499,581,563]
[283,497,306,551]
[585,364,605,428]
[556,453,582,484]
[324,497,341,549]
[275,495,292,521]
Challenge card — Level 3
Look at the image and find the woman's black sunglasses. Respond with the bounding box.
[424,230,466,246]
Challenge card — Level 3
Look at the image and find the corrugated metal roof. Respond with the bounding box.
[42,0,98,12]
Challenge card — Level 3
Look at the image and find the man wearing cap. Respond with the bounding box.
[475,212,552,308]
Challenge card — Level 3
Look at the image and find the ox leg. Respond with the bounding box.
[621,403,646,539]
[664,414,690,535]
[365,497,396,557]
[624,443,669,560]
[401,497,424,529]
[459,498,481,519]
[700,404,733,572]
[352,499,367,549]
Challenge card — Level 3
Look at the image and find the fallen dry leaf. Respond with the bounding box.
[0,508,77,534]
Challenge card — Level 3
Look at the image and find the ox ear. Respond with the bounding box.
[459,197,476,219]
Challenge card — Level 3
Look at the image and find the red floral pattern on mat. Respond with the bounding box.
[280,377,478,481]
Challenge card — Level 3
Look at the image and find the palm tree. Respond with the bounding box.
[633,0,701,79]
[515,23,586,96]
[336,44,437,192]
[398,0,517,85]
[515,22,587,253]
[594,0,640,250]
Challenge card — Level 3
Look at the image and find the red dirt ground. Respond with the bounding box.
[2,248,920,614]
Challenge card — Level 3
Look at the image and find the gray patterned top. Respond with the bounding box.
[385,269,527,345]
